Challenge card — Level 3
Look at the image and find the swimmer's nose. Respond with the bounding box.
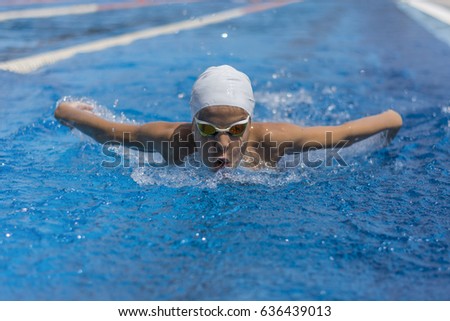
[216,132,231,153]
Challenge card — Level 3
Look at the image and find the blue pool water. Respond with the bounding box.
[0,0,449,300]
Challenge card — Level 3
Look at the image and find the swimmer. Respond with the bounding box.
[54,65,403,170]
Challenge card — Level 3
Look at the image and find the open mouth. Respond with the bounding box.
[214,158,231,169]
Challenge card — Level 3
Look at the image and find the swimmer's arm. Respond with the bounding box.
[54,101,171,151]
[291,109,403,151]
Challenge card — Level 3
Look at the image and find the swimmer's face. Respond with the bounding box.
[193,106,251,170]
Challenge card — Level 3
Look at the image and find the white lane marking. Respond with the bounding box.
[0,0,202,22]
[0,4,100,22]
[0,0,301,74]
[402,0,450,25]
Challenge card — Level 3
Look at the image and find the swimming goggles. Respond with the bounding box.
[194,115,250,137]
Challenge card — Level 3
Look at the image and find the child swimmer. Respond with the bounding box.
[54,65,403,170]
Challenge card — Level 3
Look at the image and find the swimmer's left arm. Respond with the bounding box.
[290,109,403,151]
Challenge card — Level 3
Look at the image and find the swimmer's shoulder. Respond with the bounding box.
[249,122,302,142]
[136,121,192,142]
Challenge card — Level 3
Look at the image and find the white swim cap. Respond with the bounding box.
[190,65,255,117]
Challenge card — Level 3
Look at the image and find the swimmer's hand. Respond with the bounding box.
[54,101,94,129]
[382,109,403,146]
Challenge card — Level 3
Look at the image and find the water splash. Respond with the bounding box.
[57,96,137,124]
[255,88,313,123]
[129,158,315,189]
[57,96,138,142]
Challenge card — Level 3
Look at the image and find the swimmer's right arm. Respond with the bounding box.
[54,101,172,151]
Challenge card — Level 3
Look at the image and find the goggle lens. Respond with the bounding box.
[198,123,217,136]
[195,116,250,137]
[228,123,247,136]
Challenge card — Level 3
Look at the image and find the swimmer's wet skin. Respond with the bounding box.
[54,65,403,170]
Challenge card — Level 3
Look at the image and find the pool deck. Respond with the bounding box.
[404,0,450,24]
[399,0,450,46]
[430,0,450,9]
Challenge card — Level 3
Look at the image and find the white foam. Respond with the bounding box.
[130,159,314,189]
[126,134,387,189]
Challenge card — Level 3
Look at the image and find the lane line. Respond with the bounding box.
[0,0,60,7]
[98,0,201,12]
[0,4,99,21]
[402,0,450,25]
[0,0,201,22]
[0,0,301,74]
